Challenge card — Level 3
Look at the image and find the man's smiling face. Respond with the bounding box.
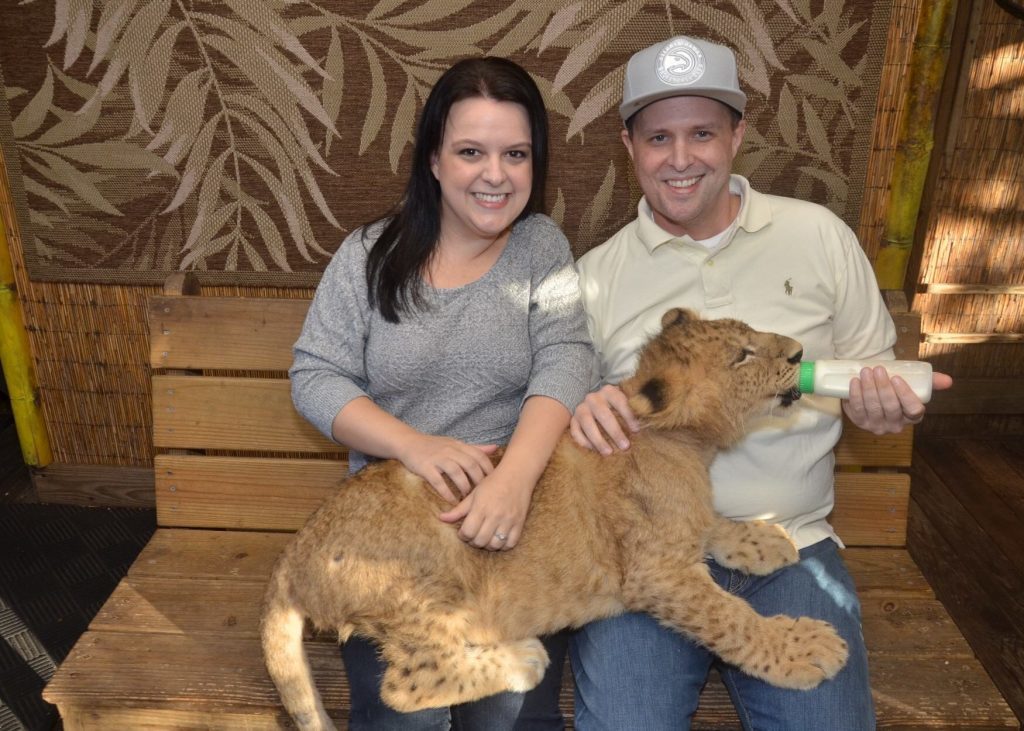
[622,95,746,240]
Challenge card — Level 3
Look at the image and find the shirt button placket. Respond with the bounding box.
[703,255,732,308]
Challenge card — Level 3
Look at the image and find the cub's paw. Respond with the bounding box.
[760,616,849,690]
[710,521,798,576]
[504,638,549,693]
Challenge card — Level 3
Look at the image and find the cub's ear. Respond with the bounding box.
[630,376,663,415]
[661,308,699,329]
[624,367,722,431]
[626,376,667,417]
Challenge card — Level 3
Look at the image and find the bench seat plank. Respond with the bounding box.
[48,593,1019,729]
[128,529,288,581]
[128,529,936,592]
[48,633,1017,730]
[89,567,960,654]
[90,577,268,637]
[44,631,347,730]
[694,654,1020,729]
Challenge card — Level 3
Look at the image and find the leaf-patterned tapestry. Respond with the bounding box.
[0,0,892,286]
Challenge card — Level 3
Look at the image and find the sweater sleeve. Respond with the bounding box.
[523,218,595,414]
[289,229,374,441]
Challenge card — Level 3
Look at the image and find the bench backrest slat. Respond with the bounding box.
[150,296,306,371]
[832,473,908,546]
[151,371,910,467]
[835,424,912,467]
[152,454,907,544]
[155,454,342,531]
[152,375,341,453]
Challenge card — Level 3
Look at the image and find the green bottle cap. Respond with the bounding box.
[798,362,816,394]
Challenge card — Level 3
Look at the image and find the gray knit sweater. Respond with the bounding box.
[290,214,594,472]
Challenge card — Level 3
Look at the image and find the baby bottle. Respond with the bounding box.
[798,360,933,403]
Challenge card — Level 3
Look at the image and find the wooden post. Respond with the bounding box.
[875,0,960,290]
[0,206,51,466]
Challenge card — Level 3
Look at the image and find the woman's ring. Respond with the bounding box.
[495,532,507,542]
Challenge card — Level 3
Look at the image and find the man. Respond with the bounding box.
[568,36,952,730]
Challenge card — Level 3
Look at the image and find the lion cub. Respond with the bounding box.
[262,308,848,729]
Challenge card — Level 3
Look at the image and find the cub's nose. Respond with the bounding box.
[788,349,803,365]
[780,387,802,406]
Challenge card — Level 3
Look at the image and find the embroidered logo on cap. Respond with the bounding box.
[656,38,706,87]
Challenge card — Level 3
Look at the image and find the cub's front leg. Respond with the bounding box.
[706,517,798,576]
[624,561,848,690]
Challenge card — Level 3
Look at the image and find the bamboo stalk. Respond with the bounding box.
[876,0,961,289]
[0,207,52,466]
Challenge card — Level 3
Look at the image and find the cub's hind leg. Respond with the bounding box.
[625,561,847,690]
[377,617,549,712]
[707,517,798,576]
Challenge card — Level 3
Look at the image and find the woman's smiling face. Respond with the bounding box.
[431,97,533,245]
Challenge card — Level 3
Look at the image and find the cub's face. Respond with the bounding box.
[625,308,803,442]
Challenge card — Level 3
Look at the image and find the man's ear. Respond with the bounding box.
[731,118,746,159]
[621,127,635,160]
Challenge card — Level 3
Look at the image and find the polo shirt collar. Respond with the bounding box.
[634,175,773,253]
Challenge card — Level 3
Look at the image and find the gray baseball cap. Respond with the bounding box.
[620,36,747,122]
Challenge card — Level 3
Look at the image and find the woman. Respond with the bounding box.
[290,57,592,729]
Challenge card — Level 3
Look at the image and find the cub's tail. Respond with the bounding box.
[261,566,335,731]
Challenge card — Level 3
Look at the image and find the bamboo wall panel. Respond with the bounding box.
[914,0,1024,436]
[1,4,927,467]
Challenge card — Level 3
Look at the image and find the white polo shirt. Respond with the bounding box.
[577,175,896,548]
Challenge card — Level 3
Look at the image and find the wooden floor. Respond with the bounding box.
[0,419,33,504]
[910,436,1024,727]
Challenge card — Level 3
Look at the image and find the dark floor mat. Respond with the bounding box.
[0,504,155,731]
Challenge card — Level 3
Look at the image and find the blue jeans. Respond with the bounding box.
[342,631,568,730]
[569,539,875,731]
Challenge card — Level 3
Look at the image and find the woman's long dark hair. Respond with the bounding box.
[364,57,549,323]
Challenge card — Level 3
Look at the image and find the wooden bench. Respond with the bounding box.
[43,275,1017,729]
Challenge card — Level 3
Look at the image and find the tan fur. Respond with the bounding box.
[261,309,848,730]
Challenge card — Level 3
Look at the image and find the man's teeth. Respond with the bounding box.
[666,177,700,189]
[474,193,507,202]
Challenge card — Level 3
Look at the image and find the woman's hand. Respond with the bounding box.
[437,466,533,551]
[843,367,953,435]
[437,396,571,551]
[569,384,641,454]
[396,434,497,504]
